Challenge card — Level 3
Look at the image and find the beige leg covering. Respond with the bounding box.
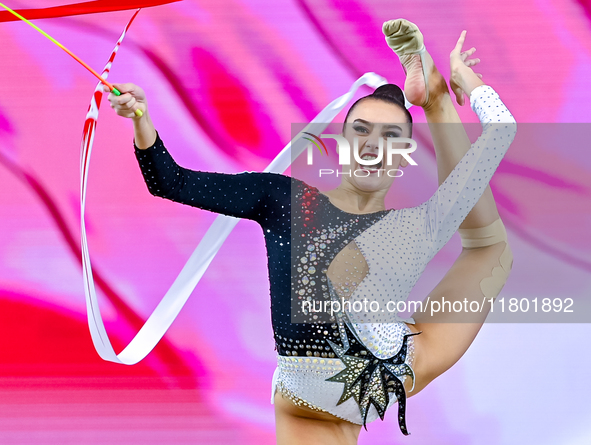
[382,19,425,54]
[457,219,513,302]
[382,19,429,104]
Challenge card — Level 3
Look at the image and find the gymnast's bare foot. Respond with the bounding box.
[382,19,449,109]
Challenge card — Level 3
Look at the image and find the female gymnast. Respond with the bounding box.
[106,19,516,445]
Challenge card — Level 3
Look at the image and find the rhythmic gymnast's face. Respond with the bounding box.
[341,98,412,193]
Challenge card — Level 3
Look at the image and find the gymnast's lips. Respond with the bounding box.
[357,152,383,172]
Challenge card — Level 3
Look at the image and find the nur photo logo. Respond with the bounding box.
[300,132,418,177]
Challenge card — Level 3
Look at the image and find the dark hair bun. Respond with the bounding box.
[372,84,406,106]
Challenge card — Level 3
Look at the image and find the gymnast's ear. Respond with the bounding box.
[400,157,409,168]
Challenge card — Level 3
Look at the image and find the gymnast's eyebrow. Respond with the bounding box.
[353,119,402,131]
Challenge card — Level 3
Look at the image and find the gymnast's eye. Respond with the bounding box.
[354,125,369,134]
[384,131,400,138]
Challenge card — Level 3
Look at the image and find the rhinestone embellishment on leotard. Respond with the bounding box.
[326,323,419,435]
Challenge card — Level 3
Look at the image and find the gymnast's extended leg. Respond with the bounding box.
[383,19,513,394]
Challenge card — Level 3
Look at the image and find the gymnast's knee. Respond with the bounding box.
[458,218,513,301]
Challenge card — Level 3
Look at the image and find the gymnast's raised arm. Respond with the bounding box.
[104,83,290,222]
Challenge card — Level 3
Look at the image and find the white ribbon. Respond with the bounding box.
[82,72,393,364]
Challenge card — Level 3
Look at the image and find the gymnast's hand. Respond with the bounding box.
[449,30,485,106]
[104,83,148,119]
[104,83,156,149]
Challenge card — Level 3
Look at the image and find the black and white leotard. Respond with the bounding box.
[134,85,516,434]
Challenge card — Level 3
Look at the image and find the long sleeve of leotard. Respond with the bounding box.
[423,85,517,253]
[134,133,290,223]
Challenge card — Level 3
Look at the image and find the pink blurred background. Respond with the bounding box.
[1,0,591,443]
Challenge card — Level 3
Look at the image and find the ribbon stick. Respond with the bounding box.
[0,1,143,116]
[82,71,388,365]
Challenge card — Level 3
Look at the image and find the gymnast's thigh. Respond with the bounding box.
[274,392,362,445]
[421,240,511,320]
[409,239,512,391]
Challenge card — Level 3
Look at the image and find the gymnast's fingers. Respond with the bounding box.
[108,83,147,118]
[106,91,127,108]
[109,95,137,117]
[119,96,137,113]
[118,93,135,107]
[114,83,146,102]
[451,30,467,56]
[461,47,476,60]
